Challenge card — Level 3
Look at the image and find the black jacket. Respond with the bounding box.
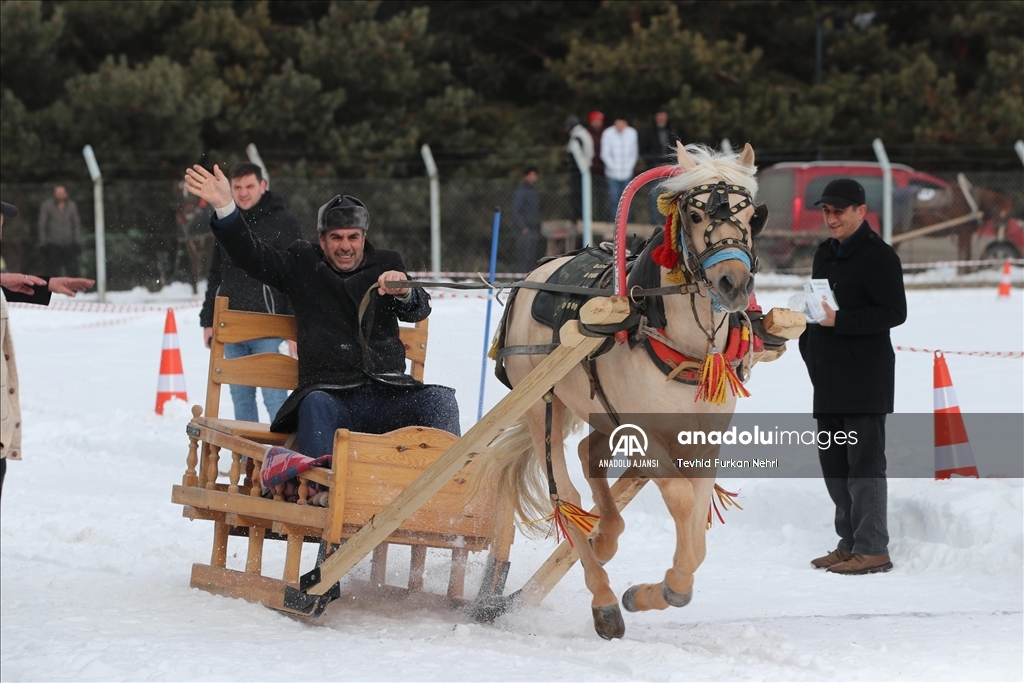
[210,210,431,433]
[798,222,907,415]
[199,191,302,327]
[638,123,679,167]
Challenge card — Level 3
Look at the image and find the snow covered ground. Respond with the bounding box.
[1,282,1021,681]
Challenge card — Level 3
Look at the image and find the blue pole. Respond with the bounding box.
[478,207,501,421]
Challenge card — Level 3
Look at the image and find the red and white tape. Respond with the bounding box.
[7,300,203,313]
[901,258,1024,270]
[896,346,1023,359]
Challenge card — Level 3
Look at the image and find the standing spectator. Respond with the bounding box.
[2,200,94,498]
[564,115,593,223]
[600,116,639,222]
[511,167,542,274]
[586,111,607,221]
[37,185,82,277]
[799,178,907,576]
[199,162,303,423]
[639,108,680,225]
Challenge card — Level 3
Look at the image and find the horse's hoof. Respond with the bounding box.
[592,604,625,640]
[661,581,692,608]
[621,585,640,613]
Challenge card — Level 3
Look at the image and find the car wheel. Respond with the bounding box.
[982,241,1021,261]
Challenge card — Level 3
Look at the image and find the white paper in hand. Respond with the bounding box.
[804,279,838,323]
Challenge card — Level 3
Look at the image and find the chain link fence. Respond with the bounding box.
[3,166,1021,290]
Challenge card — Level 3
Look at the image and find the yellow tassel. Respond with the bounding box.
[695,349,751,404]
[656,193,676,216]
[707,484,743,529]
[523,501,600,547]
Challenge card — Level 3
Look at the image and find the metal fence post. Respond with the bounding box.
[246,144,270,189]
[568,139,592,246]
[82,145,106,302]
[872,138,893,244]
[420,144,441,273]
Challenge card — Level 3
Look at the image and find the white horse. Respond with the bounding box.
[477,142,766,639]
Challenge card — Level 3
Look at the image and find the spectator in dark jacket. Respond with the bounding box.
[184,164,459,460]
[799,178,907,577]
[638,108,680,225]
[199,162,303,423]
[37,186,83,277]
[511,167,542,273]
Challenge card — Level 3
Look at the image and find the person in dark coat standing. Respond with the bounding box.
[512,167,542,273]
[799,178,907,576]
[184,164,460,460]
[638,108,679,225]
[199,162,303,423]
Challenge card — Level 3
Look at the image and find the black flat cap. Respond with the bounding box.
[0,201,18,217]
[814,178,866,209]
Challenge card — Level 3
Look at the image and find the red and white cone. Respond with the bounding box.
[933,351,979,479]
[156,309,187,414]
[996,259,1012,299]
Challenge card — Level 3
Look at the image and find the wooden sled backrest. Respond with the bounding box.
[205,296,429,420]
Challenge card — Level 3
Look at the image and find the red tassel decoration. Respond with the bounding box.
[651,243,678,269]
[695,348,751,404]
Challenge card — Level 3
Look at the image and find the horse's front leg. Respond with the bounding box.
[622,461,714,613]
[525,399,624,640]
[577,432,625,565]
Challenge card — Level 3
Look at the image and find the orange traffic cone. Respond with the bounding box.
[996,259,1012,298]
[156,309,187,414]
[933,351,979,479]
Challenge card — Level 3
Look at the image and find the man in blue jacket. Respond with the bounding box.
[184,164,459,461]
[799,178,907,575]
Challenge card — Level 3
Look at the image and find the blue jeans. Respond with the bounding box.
[606,177,630,222]
[223,338,289,422]
[297,384,461,458]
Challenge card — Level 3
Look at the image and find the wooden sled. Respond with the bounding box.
[171,297,515,613]
[173,295,637,619]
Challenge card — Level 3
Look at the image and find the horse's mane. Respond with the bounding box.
[658,144,759,199]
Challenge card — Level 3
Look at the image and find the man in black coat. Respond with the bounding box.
[638,108,679,225]
[799,178,907,576]
[184,164,460,460]
[199,162,303,423]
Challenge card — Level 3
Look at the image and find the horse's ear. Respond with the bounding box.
[676,141,697,169]
[738,143,755,167]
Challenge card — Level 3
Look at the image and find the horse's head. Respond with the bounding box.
[656,143,766,312]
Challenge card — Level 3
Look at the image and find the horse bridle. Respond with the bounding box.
[670,181,768,281]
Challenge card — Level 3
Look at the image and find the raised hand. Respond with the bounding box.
[48,277,95,296]
[0,273,46,295]
[184,164,232,209]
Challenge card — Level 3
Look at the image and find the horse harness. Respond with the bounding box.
[492,235,754,424]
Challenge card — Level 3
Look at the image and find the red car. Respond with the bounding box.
[755,161,1022,268]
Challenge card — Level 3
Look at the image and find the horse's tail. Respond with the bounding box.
[464,410,584,538]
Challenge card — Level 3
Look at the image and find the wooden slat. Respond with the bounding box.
[194,417,290,444]
[172,485,329,529]
[370,544,389,587]
[216,308,297,344]
[408,545,427,590]
[212,354,298,391]
[191,563,291,610]
[303,322,605,595]
[447,547,468,598]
